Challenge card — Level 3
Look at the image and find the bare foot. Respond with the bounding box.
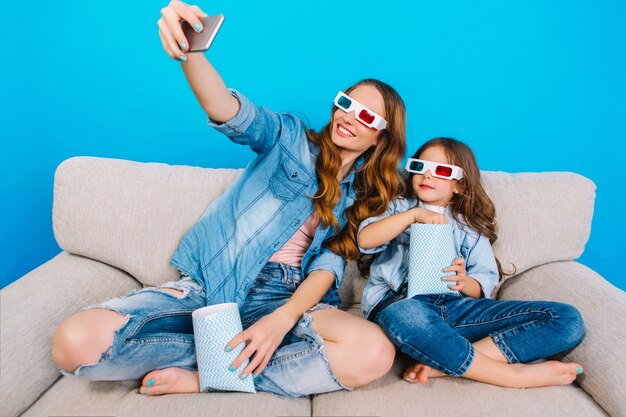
[404,361,446,385]
[506,361,583,388]
[139,367,200,396]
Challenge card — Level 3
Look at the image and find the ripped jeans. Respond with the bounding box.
[60,262,350,398]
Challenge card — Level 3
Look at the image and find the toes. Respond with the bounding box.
[139,372,160,395]
[141,373,157,388]
[139,382,153,395]
[141,384,163,396]
[565,364,583,377]
[563,364,583,384]
[403,372,417,383]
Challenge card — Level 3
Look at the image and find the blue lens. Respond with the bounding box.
[337,96,352,109]
[409,160,424,172]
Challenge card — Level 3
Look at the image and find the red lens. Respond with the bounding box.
[358,109,375,125]
[435,165,453,177]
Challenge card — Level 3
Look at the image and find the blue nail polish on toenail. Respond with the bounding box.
[142,389,147,394]
[576,367,583,374]
[252,373,258,378]
[147,379,154,387]
[225,346,232,352]
[229,366,236,372]
[241,374,248,380]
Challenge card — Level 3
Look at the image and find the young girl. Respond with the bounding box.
[51,1,406,398]
[358,137,586,388]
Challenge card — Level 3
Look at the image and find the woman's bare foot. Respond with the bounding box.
[404,362,446,385]
[139,367,200,396]
[504,361,583,388]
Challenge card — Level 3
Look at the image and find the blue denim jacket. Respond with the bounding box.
[358,198,499,319]
[171,89,360,306]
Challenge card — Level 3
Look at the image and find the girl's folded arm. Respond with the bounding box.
[358,208,419,250]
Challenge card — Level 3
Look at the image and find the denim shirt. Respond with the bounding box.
[171,89,360,306]
[358,197,499,319]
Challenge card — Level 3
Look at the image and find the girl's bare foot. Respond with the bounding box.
[404,362,446,385]
[404,358,584,389]
[505,361,583,388]
[139,367,200,396]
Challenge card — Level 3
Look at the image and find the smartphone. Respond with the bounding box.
[181,14,224,53]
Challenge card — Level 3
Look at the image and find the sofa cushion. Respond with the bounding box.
[482,171,595,284]
[318,303,606,417]
[21,376,311,417]
[53,158,595,293]
[0,252,142,417]
[498,261,626,417]
[53,156,242,286]
[312,352,605,417]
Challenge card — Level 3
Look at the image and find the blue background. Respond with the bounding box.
[1,1,624,290]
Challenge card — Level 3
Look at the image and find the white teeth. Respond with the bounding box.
[338,125,355,137]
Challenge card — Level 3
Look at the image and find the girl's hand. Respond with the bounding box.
[442,257,467,291]
[157,1,209,62]
[412,208,447,224]
[224,309,296,379]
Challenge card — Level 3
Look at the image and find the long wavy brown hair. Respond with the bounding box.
[404,138,514,280]
[306,79,406,274]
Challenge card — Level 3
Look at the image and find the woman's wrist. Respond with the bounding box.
[273,305,300,330]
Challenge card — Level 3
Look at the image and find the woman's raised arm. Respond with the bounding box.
[158,1,239,122]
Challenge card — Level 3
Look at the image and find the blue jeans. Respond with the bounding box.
[60,262,349,397]
[369,282,585,377]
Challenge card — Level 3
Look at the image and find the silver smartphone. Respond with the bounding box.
[181,14,224,53]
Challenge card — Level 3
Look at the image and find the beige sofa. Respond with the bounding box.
[2,156,625,417]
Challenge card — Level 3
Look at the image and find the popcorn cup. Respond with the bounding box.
[192,303,256,393]
[407,224,460,298]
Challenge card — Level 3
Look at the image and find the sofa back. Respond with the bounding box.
[53,157,596,303]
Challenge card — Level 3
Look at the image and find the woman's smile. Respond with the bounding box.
[336,123,356,138]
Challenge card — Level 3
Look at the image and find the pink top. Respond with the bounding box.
[269,213,319,267]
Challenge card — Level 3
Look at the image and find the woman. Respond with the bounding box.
[51,0,406,397]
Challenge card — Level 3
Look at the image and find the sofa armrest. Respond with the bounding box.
[498,261,626,417]
[0,252,141,417]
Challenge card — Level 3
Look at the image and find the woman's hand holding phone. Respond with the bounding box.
[157,0,209,62]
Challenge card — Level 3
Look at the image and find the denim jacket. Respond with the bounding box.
[171,89,360,306]
[358,198,499,319]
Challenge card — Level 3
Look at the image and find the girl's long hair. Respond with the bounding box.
[404,138,513,280]
[306,79,406,275]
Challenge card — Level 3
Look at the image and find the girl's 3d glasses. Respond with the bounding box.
[405,158,464,180]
